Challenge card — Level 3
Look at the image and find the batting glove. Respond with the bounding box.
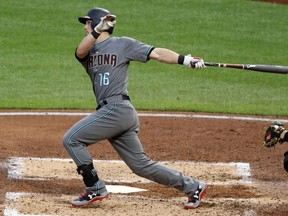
[95,15,116,33]
[184,54,206,69]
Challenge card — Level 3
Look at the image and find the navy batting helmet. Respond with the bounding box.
[78,7,114,34]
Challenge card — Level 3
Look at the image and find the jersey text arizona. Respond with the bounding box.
[88,53,117,68]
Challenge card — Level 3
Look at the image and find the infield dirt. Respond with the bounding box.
[1,110,288,215]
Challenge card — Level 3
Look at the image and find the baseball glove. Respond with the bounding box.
[284,151,288,173]
[263,121,286,148]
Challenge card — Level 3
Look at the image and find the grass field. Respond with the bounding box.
[1,0,287,115]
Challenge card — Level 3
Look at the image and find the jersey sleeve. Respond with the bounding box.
[122,37,155,63]
[74,48,90,70]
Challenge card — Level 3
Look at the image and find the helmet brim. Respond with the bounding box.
[78,16,93,24]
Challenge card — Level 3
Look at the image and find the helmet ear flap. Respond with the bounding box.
[91,19,98,29]
[106,27,114,34]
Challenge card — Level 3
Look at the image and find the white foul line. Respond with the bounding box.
[0,111,287,123]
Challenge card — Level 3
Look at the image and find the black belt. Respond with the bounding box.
[96,95,130,110]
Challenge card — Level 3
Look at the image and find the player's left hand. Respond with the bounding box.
[183,55,206,69]
[95,15,116,33]
[263,121,286,148]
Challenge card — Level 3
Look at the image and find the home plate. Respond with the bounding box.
[106,185,147,193]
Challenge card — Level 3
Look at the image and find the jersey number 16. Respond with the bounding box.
[99,72,110,86]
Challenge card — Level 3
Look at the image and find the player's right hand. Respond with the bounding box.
[95,15,116,33]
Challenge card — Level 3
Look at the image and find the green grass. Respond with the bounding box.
[1,0,288,116]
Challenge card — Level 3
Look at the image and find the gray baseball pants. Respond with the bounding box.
[63,98,199,195]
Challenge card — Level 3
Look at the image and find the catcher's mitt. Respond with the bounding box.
[263,121,286,148]
[284,151,288,173]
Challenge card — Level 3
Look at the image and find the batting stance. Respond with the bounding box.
[63,7,207,209]
[263,122,288,172]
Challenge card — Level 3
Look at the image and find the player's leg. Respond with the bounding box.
[108,130,207,208]
[62,102,136,164]
[62,106,122,206]
[62,102,139,206]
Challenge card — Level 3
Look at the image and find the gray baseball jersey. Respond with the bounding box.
[77,36,154,104]
[63,36,200,196]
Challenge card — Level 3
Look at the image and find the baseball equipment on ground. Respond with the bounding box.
[263,121,286,148]
[95,15,116,33]
[184,55,206,69]
[204,62,288,74]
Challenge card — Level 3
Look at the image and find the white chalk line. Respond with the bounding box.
[10,157,287,216]
[6,157,252,185]
[6,157,253,215]
[0,111,288,123]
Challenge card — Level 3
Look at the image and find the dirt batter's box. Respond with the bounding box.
[3,157,257,216]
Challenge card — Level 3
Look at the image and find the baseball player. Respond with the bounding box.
[63,7,207,209]
[263,121,288,172]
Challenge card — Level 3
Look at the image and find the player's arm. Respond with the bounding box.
[76,34,97,59]
[76,15,116,59]
[149,48,179,64]
[149,48,205,69]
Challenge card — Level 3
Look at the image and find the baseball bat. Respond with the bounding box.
[204,62,288,74]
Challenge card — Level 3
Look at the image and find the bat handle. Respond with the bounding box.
[204,62,245,69]
[204,62,220,67]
